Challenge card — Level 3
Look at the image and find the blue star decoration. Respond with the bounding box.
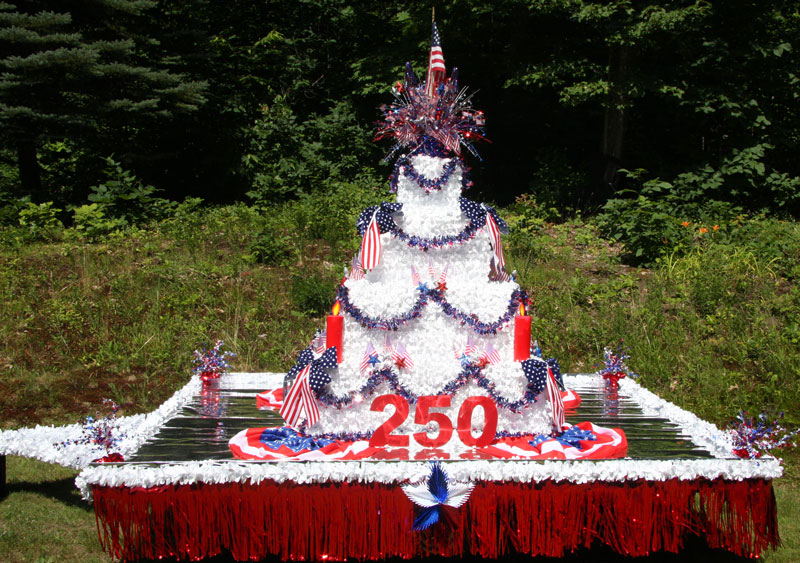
[367,353,381,367]
[521,358,548,395]
[402,462,475,531]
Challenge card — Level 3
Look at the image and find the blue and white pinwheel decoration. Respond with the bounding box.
[402,462,474,530]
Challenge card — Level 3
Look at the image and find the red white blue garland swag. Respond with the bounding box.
[336,283,527,335]
[356,198,509,252]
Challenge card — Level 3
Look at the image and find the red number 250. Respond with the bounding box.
[368,394,498,448]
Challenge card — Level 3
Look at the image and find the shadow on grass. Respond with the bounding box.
[5,476,91,512]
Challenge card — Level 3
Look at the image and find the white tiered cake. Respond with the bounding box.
[311,154,551,440]
[230,29,626,463]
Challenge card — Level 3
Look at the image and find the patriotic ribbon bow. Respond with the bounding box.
[460,199,509,233]
[402,462,474,531]
[520,357,560,394]
[521,356,565,432]
[356,202,403,236]
[280,346,338,429]
[285,346,338,392]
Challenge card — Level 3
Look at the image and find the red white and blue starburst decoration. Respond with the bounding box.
[728,410,798,459]
[193,340,236,381]
[374,26,488,162]
[58,399,125,462]
[597,344,638,387]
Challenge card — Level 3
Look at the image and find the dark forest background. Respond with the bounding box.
[1,1,799,233]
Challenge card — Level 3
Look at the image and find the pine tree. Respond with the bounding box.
[0,1,206,201]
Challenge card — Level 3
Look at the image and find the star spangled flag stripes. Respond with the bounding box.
[279,365,319,429]
[311,331,326,355]
[360,342,377,374]
[464,334,477,355]
[360,210,382,270]
[383,333,394,354]
[547,364,565,431]
[392,342,414,369]
[485,211,506,270]
[411,264,421,285]
[428,257,436,279]
[481,342,501,365]
[350,255,365,280]
[438,263,449,284]
[425,20,445,98]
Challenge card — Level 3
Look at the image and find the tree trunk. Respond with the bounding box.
[602,45,632,190]
[17,137,43,202]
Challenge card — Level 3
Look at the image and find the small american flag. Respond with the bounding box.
[383,334,394,354]
[465,334,477,355]
[391,342,414,370]
[438,262,449,284]
[428,257,436,279]
[350,255,365,280]
[546,364,565,432]
[425,20,446,97]
[411,264,421,285]
[311,331,326,355]
[360,342,378,374]
[486,212,506,270]
[481,342,501,365]
[360,210,382,270]
[279,365,320,429]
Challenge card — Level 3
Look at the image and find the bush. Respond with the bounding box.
[242,99,383,204]
[88,157,174,224]
[290,271,338,316]
[70,203,128,240]
[17,201,63,241]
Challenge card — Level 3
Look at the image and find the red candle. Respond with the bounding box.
[326,301,344,363]
[514,302,531,362]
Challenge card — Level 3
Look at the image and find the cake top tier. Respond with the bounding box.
[395,155,464,208]
[394,155,466,237]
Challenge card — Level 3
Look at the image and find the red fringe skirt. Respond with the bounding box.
[93,477,778,561]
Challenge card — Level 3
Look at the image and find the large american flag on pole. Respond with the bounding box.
[425,20,446,97]
[279,365,320,429]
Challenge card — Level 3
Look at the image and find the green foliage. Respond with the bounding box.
[17,201,63,241]
[242,99,382,203]
[86,157,173,225]
[526,148,589,214]
[70,203,127,241]
[0,0,205,200]
[290,271,338,317]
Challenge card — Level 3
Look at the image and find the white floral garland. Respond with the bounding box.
[0,374,206,469]
[71,373,783,502]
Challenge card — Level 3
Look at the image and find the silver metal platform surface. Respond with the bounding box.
[128,374,714,463]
